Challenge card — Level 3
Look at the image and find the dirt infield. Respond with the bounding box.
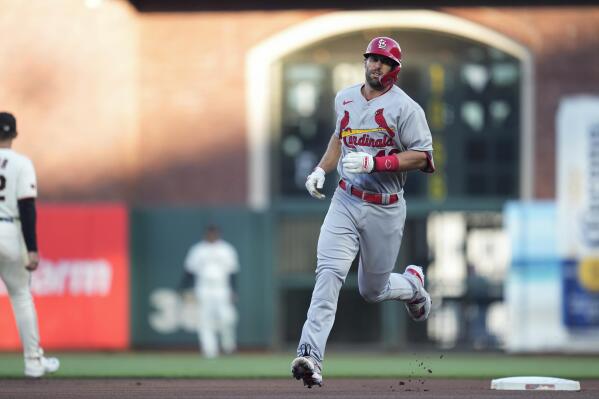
[1,378,598,398]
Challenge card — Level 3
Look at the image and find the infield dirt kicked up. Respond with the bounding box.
[1,378,598,399]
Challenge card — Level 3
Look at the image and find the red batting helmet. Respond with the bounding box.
[363,37,402,88]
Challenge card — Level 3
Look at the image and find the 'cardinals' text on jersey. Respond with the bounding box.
[334,84,433,193]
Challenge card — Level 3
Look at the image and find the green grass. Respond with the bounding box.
[0,352,598,379]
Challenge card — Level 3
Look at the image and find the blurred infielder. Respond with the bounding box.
[291,37,435,388]
[184,224,239,358]
[0,112,59,377]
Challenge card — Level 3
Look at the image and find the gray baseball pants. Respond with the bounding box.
[297,187,417,365]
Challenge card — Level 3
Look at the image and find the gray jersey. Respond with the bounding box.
[334,83,434,193]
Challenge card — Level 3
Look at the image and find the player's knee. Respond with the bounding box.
[359,287,385,304]
[315,265,347,281]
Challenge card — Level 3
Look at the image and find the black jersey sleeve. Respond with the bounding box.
[17,197,38,252]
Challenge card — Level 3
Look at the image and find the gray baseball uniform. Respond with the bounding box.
[296,83,434,365]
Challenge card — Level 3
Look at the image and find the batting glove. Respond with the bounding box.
[342,152,374,174]
[305,167,326,200]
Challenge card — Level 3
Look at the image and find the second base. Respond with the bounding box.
[491,376,580,391]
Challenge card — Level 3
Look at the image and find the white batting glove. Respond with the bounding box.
[305,167,326,200]
[342,152,374,174]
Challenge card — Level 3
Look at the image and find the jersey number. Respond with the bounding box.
[0,175,5,201]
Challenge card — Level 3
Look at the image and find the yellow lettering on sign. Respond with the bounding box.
[430,174,447,201]
[428,134,446,202]
[428,99,445,131]
[426,63,447,202]
[429,63,445,93]
[579,257,599,292]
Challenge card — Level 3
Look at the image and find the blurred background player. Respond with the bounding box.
[0,112,59,377]
[292,36,434,388]
[183,224,240,358]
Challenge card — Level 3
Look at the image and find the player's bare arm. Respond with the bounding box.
[316,133,342,173]
[392,150,431,172]
[305,133,341,200]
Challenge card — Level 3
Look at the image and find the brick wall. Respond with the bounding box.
[135,10,321,204]
[0,0,139,201]
[1,2,597,203]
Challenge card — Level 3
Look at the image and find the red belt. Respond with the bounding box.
[339,179,399,205]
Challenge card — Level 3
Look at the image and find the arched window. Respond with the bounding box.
[246,10,533,210]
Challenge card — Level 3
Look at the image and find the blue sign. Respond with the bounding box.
[562,259,599,327]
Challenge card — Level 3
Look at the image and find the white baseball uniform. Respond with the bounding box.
[184,238,239,358]
[297,83,434,365]
[0,148,42,359]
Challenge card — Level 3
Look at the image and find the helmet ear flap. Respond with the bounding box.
[379,66,401,89]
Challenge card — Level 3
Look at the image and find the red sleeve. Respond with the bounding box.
[420,151,435,173]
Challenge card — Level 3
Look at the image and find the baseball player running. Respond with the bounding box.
[0,112,59,377]
[291,37,434,388]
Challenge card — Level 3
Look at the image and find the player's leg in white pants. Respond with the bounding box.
[357,197,417,303]
[198,296,219,358]
[195,295,203,352]
[218,301,237,355]
[297,189,360,365]
[0,235,41,359]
